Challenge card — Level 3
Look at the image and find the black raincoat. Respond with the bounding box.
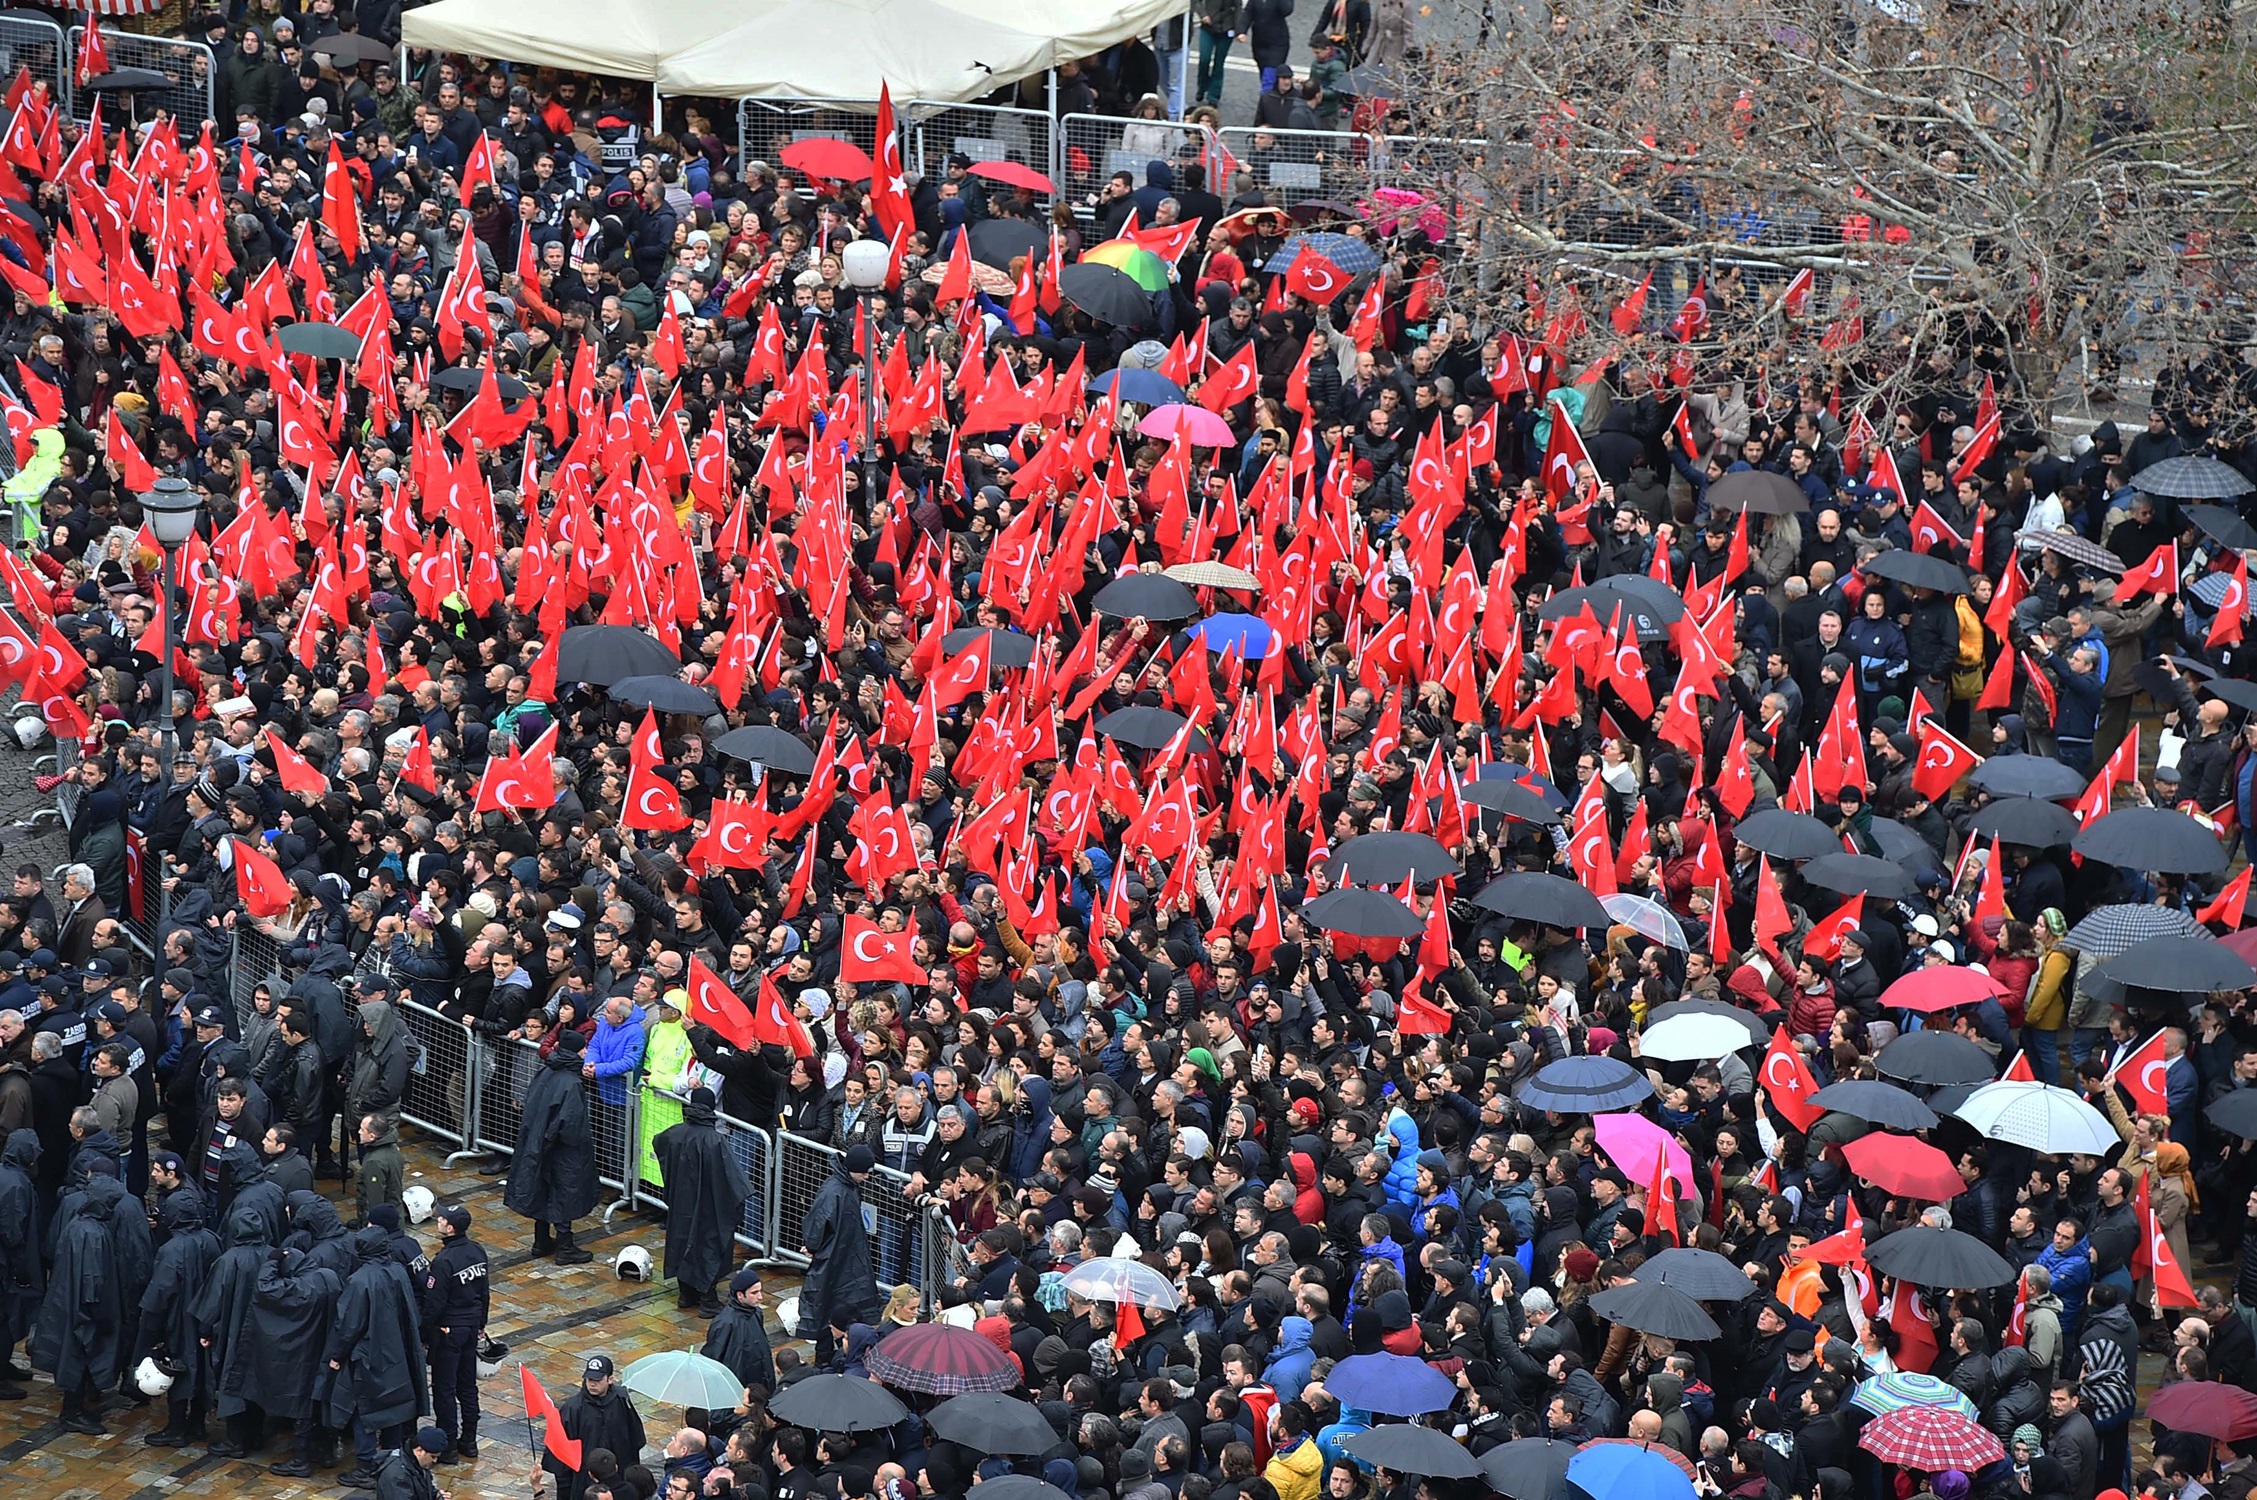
[317,1225,431,1431]
[241,1248,340,1421]
[194,1205,274,1416]
[797,1163,881,1336]
[505,1052,598,1225]
[548,1381,647,1500]
[700,1299,774,1397]
[285,1188,358,1281]
[652,1094,753,1295]
[139,1195,221,1401]
[0,1131,42,1352]
[30,1170,125,1392]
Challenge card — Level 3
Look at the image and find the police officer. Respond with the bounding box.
[422,1202,490,1463]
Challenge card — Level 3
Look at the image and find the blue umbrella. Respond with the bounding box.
[1192,614,1276,658]
[1322,1353,1456,1417]
[1515,1056,1655,1116]
[1565,1442,1696,1500]
[1266,232,1384,278]
[1090,367,1186,407]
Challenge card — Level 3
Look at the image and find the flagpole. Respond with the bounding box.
[519,1364,545,1499]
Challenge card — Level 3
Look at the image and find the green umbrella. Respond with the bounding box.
[619,1352,748,1409]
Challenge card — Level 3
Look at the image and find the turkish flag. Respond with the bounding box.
[1646,1142,1678,1245]
[1611,269,1652,336]
[1540,403,1593,502]
[1911,720,1981,801]
[684,955,762,1051]
[1760,1025,1824,1131]
[264,729,331,798]
[233,837,291,919]
[2200,865,2252,930]
[1198,341,1259,414]
[322,140,361,263]
[840,915,926,983]
[870,84,914,241]
[930,633,992,709]
[1803,892,1864,964]
[1949,410,1999,485]
[1395,971,1452,1035]
[1889,1278,1939,1374]
[2118,541,2178,601]
[2112,1028,2173,1114]
[1782,267,1815,318]
[2210,555,2249,648]
[1285,251,1350,305]
[521,1365,582,1471]
[2143,1171,2198,1307]
[1753,854,1793,959]
[2003,1050,2037,1082]
[1909,498,1964,555]
[694,797,768,871]
[754,970,817,1058]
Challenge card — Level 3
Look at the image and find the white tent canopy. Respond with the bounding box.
[402,0,1182,106]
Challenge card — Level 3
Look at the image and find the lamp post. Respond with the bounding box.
[840,238,891,518]
[139,477,204,792]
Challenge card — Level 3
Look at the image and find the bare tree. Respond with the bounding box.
[1378,0,2257,430]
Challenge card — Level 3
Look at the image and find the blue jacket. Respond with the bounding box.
[1263,1315,1315,1396]
[2034,1238,2094,1332]
[587,1006,648,1106]
[1379,1111,1424,1218]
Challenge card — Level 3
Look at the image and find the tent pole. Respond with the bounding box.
[652,89,663,134]
[1047,65,1057,121]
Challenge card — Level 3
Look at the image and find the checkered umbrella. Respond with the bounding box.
[2130,455,2256,500]
[2014,527,2126,574]
[1859,1404,2006,1470]
[1849,1372,1980,1421]
[2061,902,2201,959]
[864,1323,1019,1395]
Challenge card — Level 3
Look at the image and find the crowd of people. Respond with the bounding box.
[3,7,2257,1500]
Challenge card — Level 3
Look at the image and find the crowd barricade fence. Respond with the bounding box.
[907,99,1056,210]
[0,13,69,118]
[1059,112,1220,217]
[229,924,288,1033]
[1216,125,1371,212]
[395,995,479,1161]
[630,1089,775,1261]
[771,1129,935,1309]
[69,27,213,129]
[736,98,881,186]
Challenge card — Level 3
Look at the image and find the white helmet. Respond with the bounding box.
[135,1357,175,1396]
[614,1245,654,1281]
[476,1336,510,1381]
[402,1186,436,1224]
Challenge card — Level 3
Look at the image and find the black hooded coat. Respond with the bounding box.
[30,1170,125,1392]
[0,1130,41,1351]
[317,1225,431,1430]
[652,1093,753,1294]
[140,1194,222,1401]
[194,1204,275,1416]
[797,1162,881,1336]
[505,1051,598,1225]
[242,1248,341,1421]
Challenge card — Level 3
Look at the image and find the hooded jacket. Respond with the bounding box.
[1378,1110,1424,1217]
[318,1225,431,1430]
[1262,1314,1316,1394]
[350,1000,410,1123]
[140,1194,222,1401]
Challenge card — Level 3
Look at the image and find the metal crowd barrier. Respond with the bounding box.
[1060,112,1220,210]
[1217,125,1370,209]
[908,99,1055,209]
[630,1089,775,1261]
[0,12,70,119]
[736,98,881,182]
[770,1129,937,1308]
[396,995,479,1162]
[68,26,212,129]
[230,923,287,1030]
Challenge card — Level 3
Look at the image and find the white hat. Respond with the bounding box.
[803,988,833,1021]
[1911,913,1942,939]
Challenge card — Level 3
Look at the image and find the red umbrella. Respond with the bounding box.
[1841,1134,1963,1201]
[778,137,874,183]
[864,1322,1019,1395]
[1859,1405,2006,1470]
[2149,1381,2257,1441]
[967,160,1055,194]
[2222,927,2257,969]
[1876,967,2006,1014]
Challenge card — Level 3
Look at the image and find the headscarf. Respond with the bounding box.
[2154,1141,2199,1209]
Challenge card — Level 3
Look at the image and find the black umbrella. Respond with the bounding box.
[2073,807,2229,874]
[2095,936,2256,994]
[2188,505,2257,551]
[2204,680,2257,716]
[1861,548,1971,594]
[2131,455,2255,500]
[558,624,681,687]
[1092,573,1201,622]
[943,626,1037,670]
[1587,1279,1721,1341]
[1480,1438,1579,1500]
[607,675,720,715]
[1537,576,1686,642]
[2207,1089,2257,1140]
[1732,808,1842,861]
[710,725,818,775]
[1056,262,1153,327]
[428,364,531,399]
[308,32,396,65]
[767,1374,908,1432]
[1874,1030,1995,1086]
[1092,705,1188,751]
[1967,755,2086,801]
[1707,470,1809,514]
[1340,1425,1481,1480]
[927,1393,1060,1456]
[1471,872,1613,929]
[1634,1248,1760,1301]
[1301,887,1425,938]
[970,1481,1073,1500]
[1966,797,2081,849]
[968,218,1047,270]
[1458,778,1564,823]
[274,321,364,359]
[85,68,174,93]
[1326,832,1461,885]
[1799,852,1916,900]
[1867,816,1946,875]
[1806,1079,1940,1130]
[1864,1224,2018,1289]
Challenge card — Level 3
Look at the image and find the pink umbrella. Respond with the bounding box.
[1593,1111,1695,1196]
[1138,404,1235,447]
[1361,187,1448,241]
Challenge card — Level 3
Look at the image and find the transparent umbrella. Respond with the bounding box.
[1600,893,1689,950]
[1060,1256,1183,1309]
[619,1352,748,1409]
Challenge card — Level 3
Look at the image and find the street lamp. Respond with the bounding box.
[139,476,204,790]
[840,238,890,517]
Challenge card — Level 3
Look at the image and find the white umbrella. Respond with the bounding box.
[1948,1080,2118,1156]
[1639,1011,1755,1062]
[1601,893,1690,951]
[1060,1256,1183,1309]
